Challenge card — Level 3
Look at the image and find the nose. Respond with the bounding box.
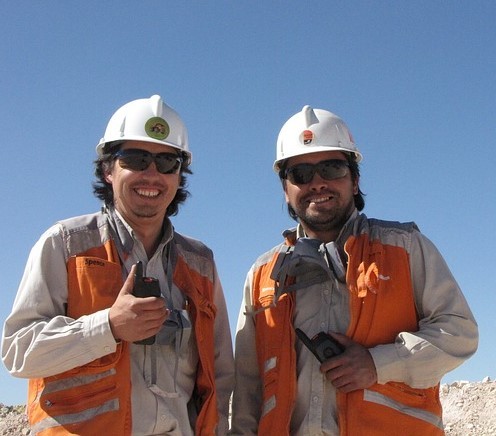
[307,171,328,189]
[141,160,161,175]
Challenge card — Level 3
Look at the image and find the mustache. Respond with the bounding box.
[130,179,167,190]
[301,190,339,202]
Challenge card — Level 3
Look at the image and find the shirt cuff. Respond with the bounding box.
[84,309,118,358]
[369,343,407,384]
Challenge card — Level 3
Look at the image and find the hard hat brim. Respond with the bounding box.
[273,146,362,172]
[96,137,192,164]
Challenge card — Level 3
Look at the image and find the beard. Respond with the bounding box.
[292,194,355,236]
[133,206,160,218]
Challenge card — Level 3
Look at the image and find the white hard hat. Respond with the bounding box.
[274,105,362,171]
[96,95,191,164]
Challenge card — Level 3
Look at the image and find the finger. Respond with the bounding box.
[334,379,358,393]
[119,264,137,296]
[135,296,168,311]
[328,331,352,347]
[323,360,348,381]
[141,305,170,321]
[320,356,342,373]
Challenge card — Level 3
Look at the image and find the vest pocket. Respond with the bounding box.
[40,368,118,411]
[67,255,123,317]
[66,255,124,369]
[30,369,120,433]
[363,383,443,429]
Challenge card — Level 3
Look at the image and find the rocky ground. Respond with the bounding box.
[442,377,496,435]
[1,378,494,435]
[0,404,28,436]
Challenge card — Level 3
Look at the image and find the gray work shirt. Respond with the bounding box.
[231,211,478,435]
[2,210,234,435]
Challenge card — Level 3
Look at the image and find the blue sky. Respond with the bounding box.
[1,2,495,406]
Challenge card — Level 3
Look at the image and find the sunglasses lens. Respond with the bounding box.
[116,150,182,174]
[285,160,348,185]
[154,154,182,174]
[319,160,349,180]
[287,164,314,184]
[118,154,151,171]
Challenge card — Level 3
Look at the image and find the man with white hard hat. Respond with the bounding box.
[230,105,478,435]
[2,95,234,435]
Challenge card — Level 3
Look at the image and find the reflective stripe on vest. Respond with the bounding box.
[40,369,117,396]
[363,389,444,430]
[31,399,119,434]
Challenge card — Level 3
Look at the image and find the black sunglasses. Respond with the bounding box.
[114,149,183,174]
[281,159,349,185]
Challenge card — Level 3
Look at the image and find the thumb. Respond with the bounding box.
[328,331,352,348]
[119,264,136,296]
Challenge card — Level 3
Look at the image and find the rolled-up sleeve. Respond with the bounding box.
[369,231,479,388]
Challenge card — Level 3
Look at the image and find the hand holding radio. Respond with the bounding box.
[132,261,163,345]
[109,262,167,344]
[295,328,344,363]
[316,331,378,393]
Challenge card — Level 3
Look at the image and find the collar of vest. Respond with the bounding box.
[270,237,333,299]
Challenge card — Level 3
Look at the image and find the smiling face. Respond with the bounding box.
[105,140,180,229]
[283,150,358,242]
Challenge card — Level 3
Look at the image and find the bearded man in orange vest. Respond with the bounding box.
[2,95,234,435]
[230,106,478,435]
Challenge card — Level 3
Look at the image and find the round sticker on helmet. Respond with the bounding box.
[302,130,314,145]
[145,117,170,140]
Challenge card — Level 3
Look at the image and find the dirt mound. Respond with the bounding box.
[1,378,494,435]
[442,377,496,435]
[0,405,28,435]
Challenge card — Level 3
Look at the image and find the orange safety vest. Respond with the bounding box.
[28,237,219,435]
[253,230,443,435]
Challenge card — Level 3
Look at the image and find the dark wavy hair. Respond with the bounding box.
[92,141,192,217]
[279,152,365,221]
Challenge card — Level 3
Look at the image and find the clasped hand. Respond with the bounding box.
[319,332,378,393]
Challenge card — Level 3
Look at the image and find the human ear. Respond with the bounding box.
[104,167,113,184]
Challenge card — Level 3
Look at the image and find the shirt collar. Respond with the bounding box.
[105,206,174,257]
